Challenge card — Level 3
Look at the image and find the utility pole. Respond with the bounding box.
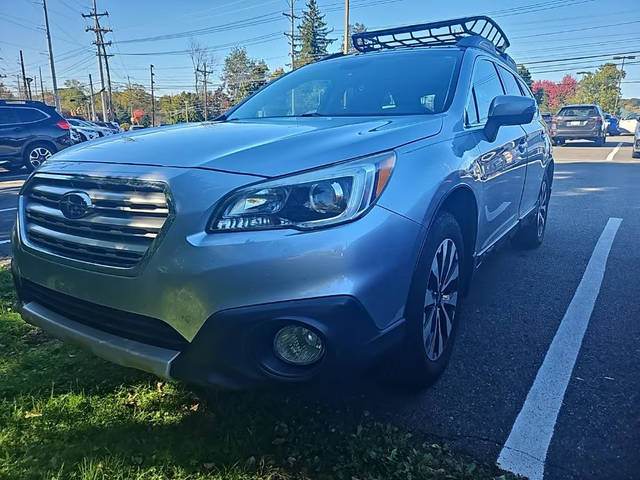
[613,55,636,115]
[26,77,33,100]
[127,75,133,118]
[42,0,61,112]
[19,51,29,100]
[196,63,213,121]
[88,74,96,121]
[83,0,111,121]
[343,0,350,55]
[33,74,38,99]
[150,64,155,126]
[283,0,298,70]
[39,67,45,103]
[16,75,22,100]
[99,28,114,121]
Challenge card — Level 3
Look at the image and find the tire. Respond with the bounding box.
[23,142,55,172]
[394,212,465,390]
[512,171,551,249]
[553,138,564,146]
[633,150,640,159]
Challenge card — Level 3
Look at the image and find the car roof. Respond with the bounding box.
[560,104,600,108]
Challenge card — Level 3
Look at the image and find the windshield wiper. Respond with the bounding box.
[298,112,326,117]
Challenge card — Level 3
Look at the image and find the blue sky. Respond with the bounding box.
[1,0,639,98]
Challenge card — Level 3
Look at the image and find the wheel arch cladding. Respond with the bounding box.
[438,186,478,295]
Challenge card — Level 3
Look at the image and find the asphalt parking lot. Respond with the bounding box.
[1,136,638,480]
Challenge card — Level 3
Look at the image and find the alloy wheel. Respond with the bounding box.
[28,147,52,169]
[537,178,549,238]
[423,238,459,361]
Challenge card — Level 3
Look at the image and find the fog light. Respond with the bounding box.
[273,325,324,365]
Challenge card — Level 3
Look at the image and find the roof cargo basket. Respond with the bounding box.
[352,16,510,54]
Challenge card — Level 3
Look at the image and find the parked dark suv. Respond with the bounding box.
[0,100,72,172]
[550,104,606,146]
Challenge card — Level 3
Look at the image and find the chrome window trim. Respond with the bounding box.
[18,173,175,277]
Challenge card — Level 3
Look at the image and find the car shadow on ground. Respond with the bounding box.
[561,139,634,148]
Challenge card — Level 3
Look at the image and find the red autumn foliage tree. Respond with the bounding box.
[532,75,578,110]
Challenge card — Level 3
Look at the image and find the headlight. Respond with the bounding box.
[207,151,396,232]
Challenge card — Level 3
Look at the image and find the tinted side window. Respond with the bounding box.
[471,60,505,123]
[497,66,522,96]
[15,108,47,123]
[517,79,534,99]
[0,108,21,125]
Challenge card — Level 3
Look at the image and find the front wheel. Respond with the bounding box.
[394,212,465,390]
[24,143,54,172]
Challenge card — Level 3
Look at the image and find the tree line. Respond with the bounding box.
[519,63,635,116]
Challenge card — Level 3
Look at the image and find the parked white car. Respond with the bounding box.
[66,119,101,143]
[619,114,639,135]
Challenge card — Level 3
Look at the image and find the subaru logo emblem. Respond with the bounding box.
[59,192,93,219]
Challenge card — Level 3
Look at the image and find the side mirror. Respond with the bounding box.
[484,96,537,142]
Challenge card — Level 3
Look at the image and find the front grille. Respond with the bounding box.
[22,174,170,268]
[21,279,189,351]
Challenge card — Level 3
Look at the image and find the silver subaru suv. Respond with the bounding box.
[12,17,552,389]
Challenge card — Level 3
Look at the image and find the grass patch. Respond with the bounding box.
[0,268,513,480]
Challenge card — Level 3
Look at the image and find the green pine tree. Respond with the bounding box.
[295,0,335,67]
[517,64,533,90]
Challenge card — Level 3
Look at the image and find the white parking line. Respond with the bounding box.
[606,142,623,161]
[497,217,622,480]
[0,207,17,213]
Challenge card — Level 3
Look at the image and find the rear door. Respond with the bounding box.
[0,107,24,161]
[466,58,528,253]
[497,66,548,217]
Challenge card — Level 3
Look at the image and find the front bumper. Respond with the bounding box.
[14,272,406,389]
[12,163,422,387]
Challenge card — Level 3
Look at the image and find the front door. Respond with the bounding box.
[465,58,527,253]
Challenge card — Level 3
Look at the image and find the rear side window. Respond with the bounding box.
[558,107,598,117]
[497,66,522,96]
[469,59,505,124]
[0,107,21,125]
[517,79,534,99]
[15,108,47,123]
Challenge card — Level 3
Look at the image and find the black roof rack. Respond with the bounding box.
[352,16,510,54]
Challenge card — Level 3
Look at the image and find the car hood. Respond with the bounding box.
[51,116,443,177]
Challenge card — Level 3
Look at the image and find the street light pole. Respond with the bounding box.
[343,0,350,55]
[613,55,635,115]
[150,64,155,127]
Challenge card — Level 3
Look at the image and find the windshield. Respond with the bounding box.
[229,49,462,119]
[558,106,598,117]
